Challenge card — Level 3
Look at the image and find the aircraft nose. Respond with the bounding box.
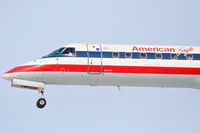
[2,64,38,81]
[1,73,13,80]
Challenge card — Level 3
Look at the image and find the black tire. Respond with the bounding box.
[36,98,47,109]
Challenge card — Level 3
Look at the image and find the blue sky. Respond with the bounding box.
[1,0,200,133]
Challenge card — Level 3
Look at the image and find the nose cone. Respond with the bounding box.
[1,66,24,81]
[1,73,13,80]
[2,60,41,81]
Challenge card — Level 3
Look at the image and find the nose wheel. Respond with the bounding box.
[36,88,47,109]
[37,98,47,108]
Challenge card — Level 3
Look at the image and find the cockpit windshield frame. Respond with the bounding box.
[47,47,65,56]
[61,47,76,56]
[46,47,76,57]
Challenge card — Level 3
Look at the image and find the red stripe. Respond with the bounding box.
[5,64,200,75]
[5,65,36,74]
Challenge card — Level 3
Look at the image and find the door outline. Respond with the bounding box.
[87,43,102,74]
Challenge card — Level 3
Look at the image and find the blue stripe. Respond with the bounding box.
[102,52,112,58]
[119,52,125,58]
[147,53,155,59]
[162,53,171,59]
[76,51,87,57]
[193,54,200,60]
[178,54,186,60]
[42,51,200,60]
[132,53,140,59]
[89,51,101,58]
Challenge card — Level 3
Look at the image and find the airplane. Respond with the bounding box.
[2,43,200,109]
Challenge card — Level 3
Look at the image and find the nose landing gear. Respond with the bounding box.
[36,88,47,109]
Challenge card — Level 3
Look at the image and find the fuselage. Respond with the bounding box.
[2,43,200,89]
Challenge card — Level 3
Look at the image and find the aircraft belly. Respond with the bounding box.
[38,72,198,89]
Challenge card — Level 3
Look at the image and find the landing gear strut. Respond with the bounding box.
[36,88,47,109]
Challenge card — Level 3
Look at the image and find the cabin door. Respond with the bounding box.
[87,44,102,74]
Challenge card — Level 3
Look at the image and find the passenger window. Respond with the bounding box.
[125,53,132,58]
[171,54,178,59]
[61,47,75,56]
[186,54,193,60]
[140,53,147,59]
[113,52,119,58]
[156,53,162,59]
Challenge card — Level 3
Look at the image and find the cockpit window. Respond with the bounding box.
[48,47,65,56]
[61,47,75,56]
